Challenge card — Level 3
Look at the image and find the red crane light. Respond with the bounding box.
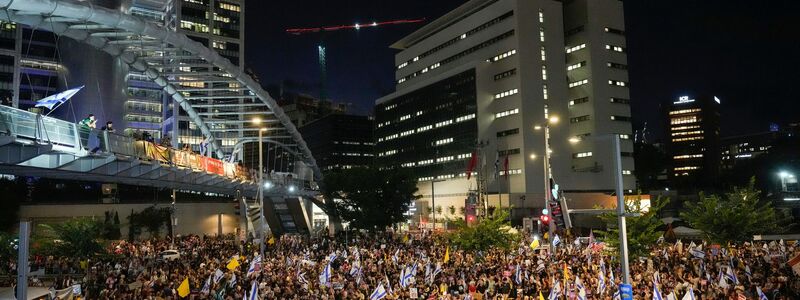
[286,18,426,35]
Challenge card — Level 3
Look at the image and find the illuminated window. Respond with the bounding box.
[492,49,517,62]
[436,156,455,163]
[566,43,586,53]
[610,97,630,104]
[541,65,547,80]
[567,61,586,71]
[674,166,699,171]
[541,46,547,61]
[399,130,414,137]
[435,119,453,127]
[435,138,454,146]
[417,125,433,132]
[672,136,703,142]
[499,169,522,176]
[605,44,625,53]
[218,2,241,12]
[671,130,703,137]
[573,152,593,158]
[400,114,411,121]
[495,108,519,119]
[539,27,545,42]
[569,97,589,106]
[670,116,698,125]
[398,62,408,69]
[669,109,701,115]
[456,114,476,122]
[569,79,589,88]
[542,84,548,100]
[539,10,544,23]
[495,88,519,99]
[457,153,472,160]
[673,154,703,160]
[609,80,627,87]
[622,170,633,175]
[604,27,625,35]
[384,104,397,111]
[607,62,628,70]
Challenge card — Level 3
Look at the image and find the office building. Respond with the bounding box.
[374,0,635,221]
[665,94,720,186]
[279,93,348,128]
[299,114,374,171]
[720,122,800,170]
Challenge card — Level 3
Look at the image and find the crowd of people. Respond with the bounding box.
[4,231,800,299]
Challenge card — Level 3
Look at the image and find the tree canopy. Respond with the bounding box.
[448,208,520,252]
[322,166,419,230]
[597,194,669,257]
[681,178,786,243]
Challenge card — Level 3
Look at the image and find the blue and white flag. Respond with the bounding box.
[430,263,442,283]
[576,277,586,300]
[248,281,259,300]
[229,273,237,287]
[552,234,561,247]
[609,267,615,283]
[548,280,561,300]
[653,282,663,300]
[514,264,522,285]
[424,261,431,282]
[298,272,308,285]
[200,275,211,295]
[613,290,620,300]
[392,249,400,265]
[681,287,694,300]
[400,264,415,288]
[745,264,752,280]
[35,85,84,110]
[370,284,387,300]
[350,259,361,276]
[689,247,705,259]
[757,286,769,300]
[213,269,224,283]
[597,265,606,294]
[319,263,331,286]
[247,255,262,277]
[725,266,738,284]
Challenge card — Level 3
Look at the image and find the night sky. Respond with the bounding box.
[245,0,800,140]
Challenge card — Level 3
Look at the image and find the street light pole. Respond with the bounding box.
[612,134,631,284]
[258,127,265,258]
[542,124,555,242]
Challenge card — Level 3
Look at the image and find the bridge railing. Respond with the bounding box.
[0,105,80,151]
[0,105,317,190]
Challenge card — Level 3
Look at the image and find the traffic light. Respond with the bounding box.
[539,214,550,225]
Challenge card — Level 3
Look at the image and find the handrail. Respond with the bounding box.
[0,104,317,189]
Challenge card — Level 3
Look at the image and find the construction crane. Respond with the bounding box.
[286,18,425,102]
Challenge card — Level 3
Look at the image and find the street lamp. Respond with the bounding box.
[251,118,267,257]
[533,115,559,248]
[778,171,795,192]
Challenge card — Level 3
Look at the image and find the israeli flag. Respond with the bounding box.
[319,263,331,286]
[653,283,663,300]
[248,280,259,300]
[370,284,387,300]
[725,266,738,284]
[689,248,705,259]
[35,85,84,110]
[200,275,211,295]
[514,264,522,285]
[350,260,361,276]
[681,287,695,300]
[392,249,400,265]
[229,273,237,288]
[552,234,561,247]
[757,287,769,300]
[298,272,308,285]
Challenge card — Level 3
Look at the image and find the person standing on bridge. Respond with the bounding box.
[91,121,114,154]
[79,114,96,150]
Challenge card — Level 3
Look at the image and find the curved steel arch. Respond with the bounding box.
[0,0,323,183]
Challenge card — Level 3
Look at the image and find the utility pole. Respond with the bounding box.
[170,189,176,249]
[612,134,631,284]
[17,221,30,300]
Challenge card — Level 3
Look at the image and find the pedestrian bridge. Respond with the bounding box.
[0,105,316,234]
[0,0,330,235]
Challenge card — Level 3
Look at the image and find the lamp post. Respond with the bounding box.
[534,115,559,246]
[779,171,794,192]
[252,118,266,257]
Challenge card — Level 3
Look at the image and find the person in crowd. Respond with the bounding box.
[78,114,96,150]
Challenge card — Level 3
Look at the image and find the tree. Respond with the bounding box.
[322,166,419,230]
[128,206,171,238]
[447,205,456,216]
[435,205,443,216]
[448,208,519,251]
[597,194,669,258]
[38,218,104,258]
[681,178,786,243]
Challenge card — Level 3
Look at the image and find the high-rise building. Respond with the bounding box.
[299,114,374,171]
[665,94,720,186]
[167,0,245,154]
[374,0,635,220]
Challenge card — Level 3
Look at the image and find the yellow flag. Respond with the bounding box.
[543,232,549,240]
[267,236,275,245]
[402,234,409,243]
[538,291,545,300]
[530,239,540,249]
[444,247,450,264]
[227,257,240,270]
[563,263,570,282]
[177,278,190,298]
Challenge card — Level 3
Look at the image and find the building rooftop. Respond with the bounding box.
[390,0,496,50]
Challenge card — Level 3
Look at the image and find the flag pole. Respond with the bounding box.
[44,99,70,117]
